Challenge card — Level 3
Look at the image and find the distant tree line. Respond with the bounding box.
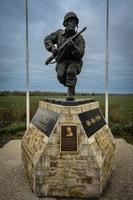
[0,91,132,96]
[0,91,101,96]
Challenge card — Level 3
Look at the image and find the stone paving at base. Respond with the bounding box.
[0,139,133,200]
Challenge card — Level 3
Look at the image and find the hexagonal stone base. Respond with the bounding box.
[21,99,115,198]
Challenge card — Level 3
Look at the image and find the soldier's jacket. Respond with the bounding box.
[44,29,85,63]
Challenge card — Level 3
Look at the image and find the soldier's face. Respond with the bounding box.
[67,127,72,134]
[66,18,77,31]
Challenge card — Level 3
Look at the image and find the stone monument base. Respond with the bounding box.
[21,98,115,198]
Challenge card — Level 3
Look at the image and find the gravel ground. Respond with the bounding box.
[0,139,133,200]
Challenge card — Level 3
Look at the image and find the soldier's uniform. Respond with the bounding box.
[44,12,85,99]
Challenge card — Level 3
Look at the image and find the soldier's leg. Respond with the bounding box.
[55,62,67,86]
[66,62,79,100]
[66,65,77,86]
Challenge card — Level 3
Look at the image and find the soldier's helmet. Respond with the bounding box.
[63,12,79,27]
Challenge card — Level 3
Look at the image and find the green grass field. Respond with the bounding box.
[0,94,133,146]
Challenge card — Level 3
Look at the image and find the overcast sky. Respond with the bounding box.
[0,0,133,93]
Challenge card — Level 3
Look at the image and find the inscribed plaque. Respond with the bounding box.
[60,126,78,152]
[78,108,106,138]
[32,108,60,137]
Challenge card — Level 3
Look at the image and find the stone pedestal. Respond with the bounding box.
[21,99,115,198]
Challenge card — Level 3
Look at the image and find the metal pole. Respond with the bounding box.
[25,0,30,129]
[105,0,109,124]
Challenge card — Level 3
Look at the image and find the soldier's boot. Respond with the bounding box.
[66,86,75,101]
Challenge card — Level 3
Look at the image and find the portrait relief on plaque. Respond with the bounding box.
[66,126,73,137]
[60,125,78,152]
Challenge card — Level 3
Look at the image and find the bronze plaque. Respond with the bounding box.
[60,126,78,152]
[78,108,106,138]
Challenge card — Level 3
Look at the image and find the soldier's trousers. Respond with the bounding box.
[55,60,82,87]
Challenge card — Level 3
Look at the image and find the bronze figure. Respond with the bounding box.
[44,12,86,101]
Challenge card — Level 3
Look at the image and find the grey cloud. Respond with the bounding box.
[0,0,133,93]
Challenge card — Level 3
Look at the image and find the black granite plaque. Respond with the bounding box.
[60,126,78,152]
[31,108,60,137]
[78,108,106,138]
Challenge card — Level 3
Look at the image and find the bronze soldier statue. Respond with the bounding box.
[44,12,86,101]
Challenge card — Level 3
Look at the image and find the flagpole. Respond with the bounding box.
[105,0,109,123]
[25,0,30,129]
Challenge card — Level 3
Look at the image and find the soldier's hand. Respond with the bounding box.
[66,38,73,47]
[52,46,59,56]
[69,38,75,46]
[67,38,76,48]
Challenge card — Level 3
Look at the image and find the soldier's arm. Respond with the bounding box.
[44,30,59,53]
[71,35,85,58]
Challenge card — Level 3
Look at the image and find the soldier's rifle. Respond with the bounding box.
[45,27,87,65]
